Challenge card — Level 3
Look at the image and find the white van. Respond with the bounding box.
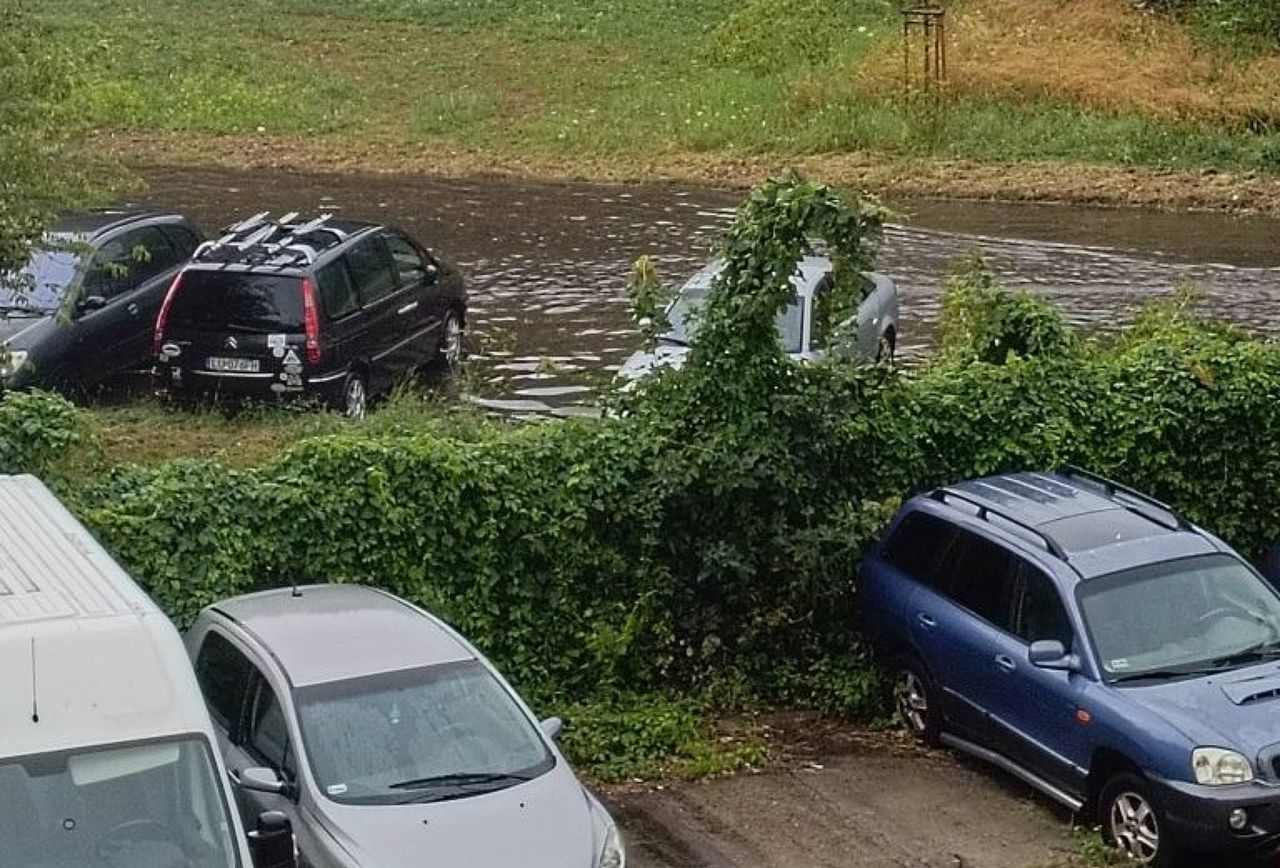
[0,474,295,868]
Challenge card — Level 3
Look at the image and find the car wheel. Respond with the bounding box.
[340,371,367,421]
[876,329,896,364]
[436,309,463,371]
[893,655,941,746]
[1100,772,1179,867]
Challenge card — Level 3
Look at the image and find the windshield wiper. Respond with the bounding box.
[1212,642,1280,669]
[658,335,689,347]
[1112,667,1219,684]
[388,771,532,791]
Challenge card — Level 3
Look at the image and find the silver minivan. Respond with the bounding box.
[185,584,624,868]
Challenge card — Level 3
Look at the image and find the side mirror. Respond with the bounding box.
[540,716,563,742]
[77,295,108,314]
[238,766,286,795]
[1028,639,1079,672]
[248,810,297,868]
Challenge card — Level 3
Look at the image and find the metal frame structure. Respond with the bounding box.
[191,212,350,269]
[901,5,947,99]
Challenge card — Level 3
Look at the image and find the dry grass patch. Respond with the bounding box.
[856,0,1280,126]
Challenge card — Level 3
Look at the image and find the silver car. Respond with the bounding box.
[185,585,624,868]
[619,255,899,381]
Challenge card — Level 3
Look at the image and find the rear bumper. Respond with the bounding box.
[1152,775,1280,856]
[158,366,346,407]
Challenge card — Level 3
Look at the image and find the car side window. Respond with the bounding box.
[384,232,431,287]
[162,224,201,258]
[84,227,180,300]
[345,236,397,305]
[194,631,254,733]
[882,511,961,592]
[317,260,359,320]
[246,670,296,779]
[1016,565,1074,649]
[946,529,1019,631]
[808,276,831,351]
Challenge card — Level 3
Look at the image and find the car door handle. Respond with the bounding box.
[397,301,419,315]
[995,655,1017,673]
[127,302,139,316]
[915,613,937,631]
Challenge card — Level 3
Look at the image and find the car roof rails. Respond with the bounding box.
[192,212,351,268]
[1057,466,1191,533]
[930,488,1071,562]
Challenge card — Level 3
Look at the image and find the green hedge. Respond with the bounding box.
[4,179,1280,778]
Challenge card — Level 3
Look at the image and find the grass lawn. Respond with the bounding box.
[38,0,1280,174]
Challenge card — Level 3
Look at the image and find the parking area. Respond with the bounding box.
[602,721,1078,868]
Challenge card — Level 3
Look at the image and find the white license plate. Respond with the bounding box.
[206,357,261,373]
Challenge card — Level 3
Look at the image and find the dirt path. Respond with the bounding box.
[601,725,1080,868]
[103,130,1280,216]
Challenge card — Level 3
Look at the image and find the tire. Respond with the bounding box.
[435,309,464,372]
[339,371,368,421]
[893,655,942,747]
[1099,772,1180,867]
[876,329,896,364]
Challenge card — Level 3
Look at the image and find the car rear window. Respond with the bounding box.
[170,270,304,333]
[882,511,960,590]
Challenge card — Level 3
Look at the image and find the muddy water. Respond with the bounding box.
[139,167,1280,415]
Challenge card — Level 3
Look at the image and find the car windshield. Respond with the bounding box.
[665,289,805,354]
[169,271,305,333]
[0,247,84,313]
[296,660,554,806]
[0,737,240,868]
[1079,554,1280,682]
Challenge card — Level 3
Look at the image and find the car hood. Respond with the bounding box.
[313,764,598,868]
[1126,661,1280,758]
[0,312,54,346]
[618,343,690,381]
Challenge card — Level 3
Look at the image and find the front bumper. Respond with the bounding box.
[1153,775,1280,856]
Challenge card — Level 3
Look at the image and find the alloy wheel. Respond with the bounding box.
[443,313,463,369]
[344,377,367,420]
[895,670,929,735]
[1109,790,1160,863]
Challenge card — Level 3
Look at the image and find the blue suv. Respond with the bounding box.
[860,468,1280,866]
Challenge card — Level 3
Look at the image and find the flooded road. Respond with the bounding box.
[139,167,1280,415]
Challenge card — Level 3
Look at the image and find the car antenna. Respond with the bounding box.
[29,637,40,723]
[291,578,303,598]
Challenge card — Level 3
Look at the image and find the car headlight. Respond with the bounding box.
[597,821,624,868]
[0,349,28,379]
[1192,747,1254,785]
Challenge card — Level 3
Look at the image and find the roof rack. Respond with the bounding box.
[191,212,350,269]
[1057,466,1190,532]
[930,488,1070,561]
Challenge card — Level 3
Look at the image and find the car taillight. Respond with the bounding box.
[301,277,322,364]
[153,271,184,357]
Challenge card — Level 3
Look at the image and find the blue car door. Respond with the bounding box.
[917,528,1021,744]
[984,562,1091,797]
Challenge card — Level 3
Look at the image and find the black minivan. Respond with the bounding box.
[154,213,466,418]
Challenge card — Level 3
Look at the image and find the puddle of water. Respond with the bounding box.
[138,167,1280,413]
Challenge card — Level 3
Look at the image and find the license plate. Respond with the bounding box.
[206,357,261,373]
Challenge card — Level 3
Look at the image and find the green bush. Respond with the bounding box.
[10,177,1280,778]
[0,390,89,479]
